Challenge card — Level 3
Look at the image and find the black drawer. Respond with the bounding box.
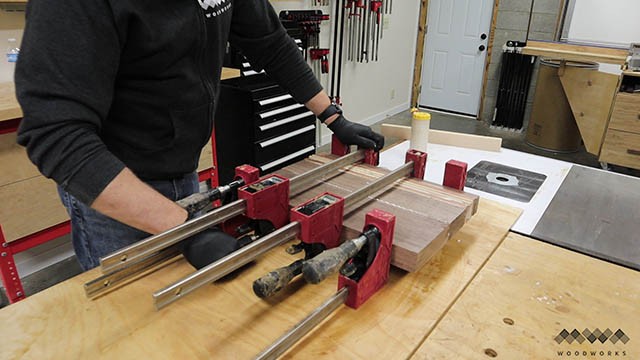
[253,93,297,113]
[255,113,316,141]
[256,103,310,126]
[254,125,315,165]
[260,145,316,174]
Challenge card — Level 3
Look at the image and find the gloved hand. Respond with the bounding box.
[180,228,240,270]
[328,115,385,151]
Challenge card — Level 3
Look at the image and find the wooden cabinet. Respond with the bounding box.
[599,72,640,170]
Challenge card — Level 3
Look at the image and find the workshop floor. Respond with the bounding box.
[3,110,638,308]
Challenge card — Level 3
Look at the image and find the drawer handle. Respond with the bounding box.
[259,103,305,119]
[259,111,313,131]
[627,149,640,156]
[258,94,293,106]
[258,124,315,148]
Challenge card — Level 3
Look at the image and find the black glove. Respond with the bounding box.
[328,115,385,151]
[180,228,240,270]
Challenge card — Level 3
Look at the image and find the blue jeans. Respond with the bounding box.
[58,173,199,270]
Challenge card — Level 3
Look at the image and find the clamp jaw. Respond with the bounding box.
[337,209,395,309]
[290,192,345,257]
[237,174,291,231]
[331,135,379,166]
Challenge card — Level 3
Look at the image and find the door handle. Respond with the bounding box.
[480,33,487,40]
[479,44,486,52]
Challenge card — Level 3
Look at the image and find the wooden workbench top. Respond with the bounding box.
[0,82,21,122]
[0,198,519,359]
[414,232,640,359]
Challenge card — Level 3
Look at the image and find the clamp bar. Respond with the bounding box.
[288,149,365,195]
[153,222,301,310]
[254,287,349,360]
[100,200,246,273]
[152,154,420,309]
[343,161,413,210]
[85,245,181,299]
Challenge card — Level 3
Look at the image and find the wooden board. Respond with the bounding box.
[607,93,640,134]
[0,131,40,187]
[523,40,628,65]
[196,137,214,173]
[276,155,478,272]
[599,129,640,170]
[0,175,68,242]
[0,198,520,359]
[0,81,21,122]
[380,123,502,152]
[559,66,619,155]
[411,0,429,107]
[413,232,640,359]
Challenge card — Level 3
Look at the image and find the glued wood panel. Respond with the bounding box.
[276,155,478,272]
[0,198,519,359]
[413,232,640,359]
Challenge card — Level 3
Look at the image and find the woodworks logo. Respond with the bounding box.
[555,328,630,357]
[197,0,231,18]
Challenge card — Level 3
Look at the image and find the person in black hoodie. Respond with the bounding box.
[15,0,384,270]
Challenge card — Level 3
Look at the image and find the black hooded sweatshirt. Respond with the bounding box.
[15,0,322,205]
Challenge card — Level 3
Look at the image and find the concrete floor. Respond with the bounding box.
[3,110,638,308]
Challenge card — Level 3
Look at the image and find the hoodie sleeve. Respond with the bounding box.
[228,0,324,104]
[16,0,125,205]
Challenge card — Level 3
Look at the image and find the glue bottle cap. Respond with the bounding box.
[411,109,431,121]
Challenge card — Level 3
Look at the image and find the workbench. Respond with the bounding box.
[1,149,638,358]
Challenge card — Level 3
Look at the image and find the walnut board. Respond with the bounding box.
[413,232,640,359]
[0,198,519,359]
[275,154,478,272]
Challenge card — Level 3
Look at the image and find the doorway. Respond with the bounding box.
[419,0,495,117]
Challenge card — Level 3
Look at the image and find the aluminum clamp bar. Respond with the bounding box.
[254,287,349,360]
[343,161,413,210]
[100,200,246,273]
[153,221,301,309]
[288,149,365,195]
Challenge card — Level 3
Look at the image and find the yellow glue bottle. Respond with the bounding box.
[410,108,431,152]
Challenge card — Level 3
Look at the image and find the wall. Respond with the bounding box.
[271,0,420,144]
[0,7,25,83]
[479,0,563,128]
[566,0,640,47]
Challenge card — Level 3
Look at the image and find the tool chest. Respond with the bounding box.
[214,73,316,183]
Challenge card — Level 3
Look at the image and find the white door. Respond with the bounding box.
[419,0,494,116]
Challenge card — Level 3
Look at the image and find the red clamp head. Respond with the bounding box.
[234,165,260,185]
[405,149,428,179]
[237,175,290,230]
[290,193,345,250]
[331,135,351,156]
[338,209,396,309]
[363,149,379,166]
[443,160,468,191]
